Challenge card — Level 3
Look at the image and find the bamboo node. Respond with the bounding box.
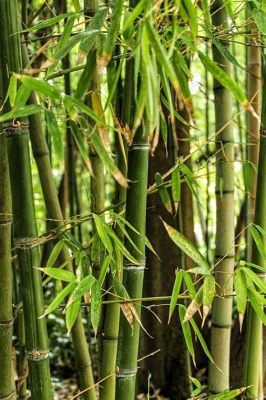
[0,318,14,326]
[25,349,49,360]
[0,213,13,225]
[123,260,146,270]
[15,237,40,249]
[116,368,137,378]
[129,143,150,151]
[3,123,29,136]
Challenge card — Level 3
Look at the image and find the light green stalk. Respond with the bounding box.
[0,135,15,399]
[208,0,235,393]
[243,56,265,400]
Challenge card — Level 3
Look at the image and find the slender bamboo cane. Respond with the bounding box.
[0,1,53,398]
[100,55,134,400]
[0,135,15,400]
[208,0,235,393]
[243,57,266,400]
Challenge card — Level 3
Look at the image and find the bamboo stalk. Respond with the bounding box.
[0,1,53,398]
[20,31,97,400]
[0,134,15,400]
[243,57,266,400]
[99,52,134,400]
[208,0,235,393]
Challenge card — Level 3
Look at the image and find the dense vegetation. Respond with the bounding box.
[0,0,266,399]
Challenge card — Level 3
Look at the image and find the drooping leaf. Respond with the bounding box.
[0,104,43,122]
[92,214,113,254]
[40,281,77,317]
[248,288,266,325]
[79,8,108,56]
[66,298,81,333]
[189,316,214,363]
[45,110,64,161]
[179,305,195,363]
[46,240,65,268]
[91,281,102,335]
[155,172,172,214]
[68,275,96,305]
[234,269,247,331]
[40,267,76,283]
[16,75,60,100]
[169,270,183,322]
[24,13,70,32]
[162,220,209,274]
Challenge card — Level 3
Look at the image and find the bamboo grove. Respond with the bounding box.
[1,0,266,399]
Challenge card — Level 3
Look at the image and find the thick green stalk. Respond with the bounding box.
[20,30,96,400]
[208,0,234,393]
[243,58,266,400]
[0,135,15,400]
[0,1,52,398]
[115,128,149,399]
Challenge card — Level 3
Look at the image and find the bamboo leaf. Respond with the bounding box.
[92,214,114,254]
[179,305,195,362]
[162,220,209,274]
[146,21,179,93]
[98,0,123,70]
[16,75,60,100]
[98,254,112,287]
[184,285,203,321]
[14,84,32,108]
[46,240,65,268]
[0,104,43,122]
[40,267,76,283]
[45,110,64,161]
[68,275,96,305]
[234,269,247,331]
[242,267,266,293]
[189,316,214,363]
[24,13,70,32]
[74,50,96,99]
[181,0,198,38]
[183,271,196,298]
[71,0,80,13]
[211,387,249,400]
[79,8,108,56]
[169,270,183,322]
[249,224,266,260]
[171,166,181,212]
[155,172,172,213]
[91,281,102,335]
[253,8,266,35]
[66,298,81,333]
[40,281,77,317]
[202,274,215,327]
[247,288,266,325]
[53,31,99,63]
[122,0,146,33]
[69,120,93,174]
[198,51,249,107]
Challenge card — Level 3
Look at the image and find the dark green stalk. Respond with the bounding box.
[0,1,52,398]
[243,57,265,400]
[20,36,97,400]
[208,0,234,393]
[0,135,15,400]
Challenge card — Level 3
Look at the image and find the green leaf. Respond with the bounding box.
[69,120,92,173]
[91,281,102,335]
[24,13,70,32]
[98,0,123,69]
[122,0,146,33]
[41,281,77,317]
[253,8,266,35]
[243,161,257,193]
[181,0,198,38]
[198,51,248,106]
[0,104,43,122]
[17,75,60,100]
[79,8,108,55]
[66,298,81,333]
[189,317,214,363]
[242,267,266,293]
[155,172,172,213]
[248,288,266,325]
[162,220,209,274]
[74,50,96,99]
[249,224,266,260]
[53,31,99,62]
[211,386,248,400]
[234,269,247,315]
[179,305,195,362]
[46,240,65,268]
[56,15,76,51]
[71,0,80,13]
[14,84,31,108]
[45,110,64,161]
[68,275,96,304]
[171,166,181,208]
[183,271,196,298]
[41,267,76,283]
[98,254,112,287]
[92,214,113,254]
[146,21,179,93]
[169,270,183,322]
[203,275,215,306]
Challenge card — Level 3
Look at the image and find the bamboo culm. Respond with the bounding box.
[208,0,235,393]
